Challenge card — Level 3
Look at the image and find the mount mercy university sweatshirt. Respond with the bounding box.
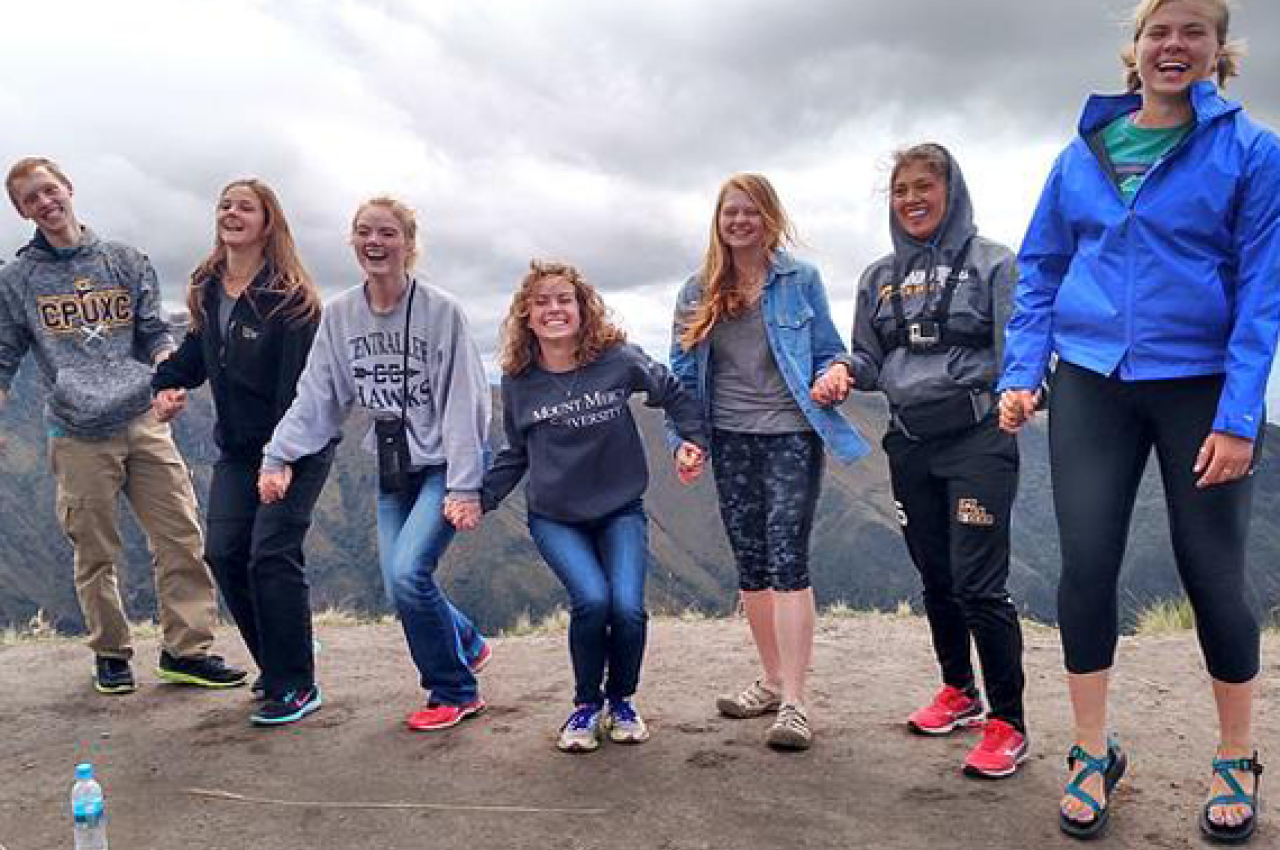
[482,343,707,523]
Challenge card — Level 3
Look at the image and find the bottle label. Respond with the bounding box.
[74,799,105,824]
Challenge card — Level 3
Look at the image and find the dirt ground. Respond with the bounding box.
[0,615,1276,850]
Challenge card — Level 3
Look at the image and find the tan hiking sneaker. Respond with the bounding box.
[716,680,783,719]
[766,703,813,751]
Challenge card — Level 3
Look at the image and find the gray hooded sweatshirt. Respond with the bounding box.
[262,279,490,496]
[844,148,1017,412]
[0,228,173,436]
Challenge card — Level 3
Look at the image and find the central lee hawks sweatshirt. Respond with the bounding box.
[262,279,490,495]
[481,342,708,524]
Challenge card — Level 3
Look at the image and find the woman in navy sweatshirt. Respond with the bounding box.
[471,260,707,753]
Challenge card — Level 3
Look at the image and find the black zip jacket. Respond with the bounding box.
[153,268,319,459]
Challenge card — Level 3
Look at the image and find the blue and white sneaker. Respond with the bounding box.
[251,685,323,726]
[557,703,604,753]
[605,697,650,744]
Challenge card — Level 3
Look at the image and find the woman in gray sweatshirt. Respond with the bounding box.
[259,196,491,732]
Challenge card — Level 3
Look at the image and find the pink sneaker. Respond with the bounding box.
[405,698,486,731]
[963,719,1029,779]
[907,685,984,735]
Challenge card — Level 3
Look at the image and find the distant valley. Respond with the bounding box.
[2,363,1278,634]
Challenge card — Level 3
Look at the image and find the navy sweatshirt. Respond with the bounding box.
[481,343,707,524]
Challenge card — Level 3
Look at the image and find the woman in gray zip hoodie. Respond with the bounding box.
[817,143,1027,779]
[259,196,491,732]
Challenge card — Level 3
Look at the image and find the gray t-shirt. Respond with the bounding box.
[710,302,811,434]
[217,288,237,339]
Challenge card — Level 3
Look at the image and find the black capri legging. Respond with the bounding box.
[711,430,824,592]
[1050,362,1260,683]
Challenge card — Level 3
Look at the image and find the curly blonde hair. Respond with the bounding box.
[498,260,627,376]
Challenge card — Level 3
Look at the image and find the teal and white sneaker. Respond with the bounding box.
[251,685,323,726]
[605,697,650,744]
[557,703,604,753]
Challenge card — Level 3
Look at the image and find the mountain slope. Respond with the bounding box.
[2,361,1279,632]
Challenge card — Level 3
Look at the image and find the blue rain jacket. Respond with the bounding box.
[667,251,870,463]
[1000,81,1280,439]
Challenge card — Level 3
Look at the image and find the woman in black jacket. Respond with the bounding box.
[153,178,328,727]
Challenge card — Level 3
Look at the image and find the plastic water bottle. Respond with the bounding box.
[71,763,108,850]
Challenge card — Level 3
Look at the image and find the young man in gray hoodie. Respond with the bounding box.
[0,157,246,694]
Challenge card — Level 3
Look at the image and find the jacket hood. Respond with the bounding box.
[888,144,978,269]
[17,226,102,262]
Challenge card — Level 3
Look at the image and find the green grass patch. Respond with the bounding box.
[1134,595,1196,635]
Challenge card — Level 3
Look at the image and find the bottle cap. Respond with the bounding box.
[75,763,93,780]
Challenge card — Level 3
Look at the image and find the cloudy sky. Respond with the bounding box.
[2,0,1279,390]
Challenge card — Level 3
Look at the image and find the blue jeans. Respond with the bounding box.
[528,501,649,706]
[376,465,486,705]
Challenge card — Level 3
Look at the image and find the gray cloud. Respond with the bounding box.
[2,0,1278,370]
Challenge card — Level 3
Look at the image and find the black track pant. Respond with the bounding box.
[205,444,334,698]
[1050,362,1259,683]
[885,417,1026,728]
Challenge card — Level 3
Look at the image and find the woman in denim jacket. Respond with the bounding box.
[669,173,868,751]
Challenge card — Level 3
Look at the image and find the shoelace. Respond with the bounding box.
[567,706,600,730]
[778,704,810,731]
[978,721,1017,751]
[611,701,638,724]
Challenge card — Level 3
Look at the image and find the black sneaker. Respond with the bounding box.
[250,675,266,700]
[251,685,323,726]
[156,651,248,688]
[94,656,137,695]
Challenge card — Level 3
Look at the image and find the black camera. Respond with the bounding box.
[374,417,412,494]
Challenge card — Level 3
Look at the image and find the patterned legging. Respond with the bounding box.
[711,430,824,592]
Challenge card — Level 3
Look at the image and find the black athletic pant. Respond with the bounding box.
[1050,362,1259,683]
[205,444,334,698]
[884,416,1026,729]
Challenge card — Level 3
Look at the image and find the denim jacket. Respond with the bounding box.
[667,252,870,464]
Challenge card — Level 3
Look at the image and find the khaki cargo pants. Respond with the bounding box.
[48,411,218,660]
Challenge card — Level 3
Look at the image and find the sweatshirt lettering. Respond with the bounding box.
[346,330,433,412]
[530,387,627,428]
[36,283,134,335]
[877,265,970,302]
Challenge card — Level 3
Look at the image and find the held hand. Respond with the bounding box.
[998,389,1040,434]
[152,388,188,423]
[675,441,706,485]
[1193,432,1255,488]
[258,466,293,504]
[810,363,853,407]
[444,497,482,531]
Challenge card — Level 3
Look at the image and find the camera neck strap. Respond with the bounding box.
[399,279,417,428]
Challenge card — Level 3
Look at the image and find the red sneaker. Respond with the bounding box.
[907,685,984,735]
[963,719,1029,779]
[405,698,486,731]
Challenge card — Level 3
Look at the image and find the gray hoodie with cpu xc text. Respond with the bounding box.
[0,228,173,437]
[845,148,1017,412]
